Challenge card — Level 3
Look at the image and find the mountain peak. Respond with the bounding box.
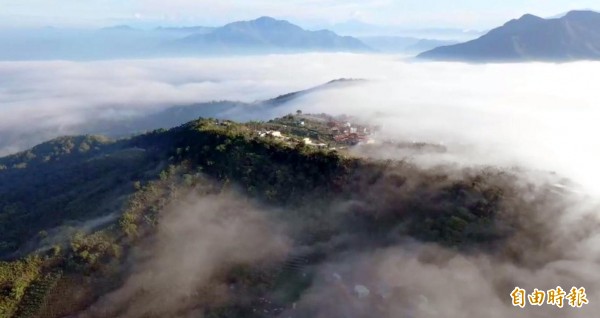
[176,16,372,53]
[254,16,279,23]
[563,10,600,20]
[418,10,600,62]
[500,13,543,29]
[221,16,297,31]
[247,16,293,27]
[516,13,544,23]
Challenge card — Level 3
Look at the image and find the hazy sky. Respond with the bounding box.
[1,0,599,29]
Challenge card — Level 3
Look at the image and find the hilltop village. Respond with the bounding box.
[247,111,447,155]
[254,111,378,150]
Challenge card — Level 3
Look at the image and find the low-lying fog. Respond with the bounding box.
[3,53,599,317]
[1,54,599,195]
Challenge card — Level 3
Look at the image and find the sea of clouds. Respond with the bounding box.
[2,54,600,317]
[1,54,599,194]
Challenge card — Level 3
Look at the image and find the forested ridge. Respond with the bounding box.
[0,115,561,317]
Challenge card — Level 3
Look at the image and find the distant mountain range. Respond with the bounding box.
[359,36,457,54]
[325,19,484,41]
[0,17,371,60]
[10,11,600,62]
[418,10,600,62]
[171,17,372,53]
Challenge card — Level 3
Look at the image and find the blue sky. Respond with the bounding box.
[1,0,599,29]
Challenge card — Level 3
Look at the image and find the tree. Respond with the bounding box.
[296,109,303,116]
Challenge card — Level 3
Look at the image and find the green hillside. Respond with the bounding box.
[0,114,552,318]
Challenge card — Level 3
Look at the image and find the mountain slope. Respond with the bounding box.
[138,78,366,127]
[418,10,600,62]
[173,17,372,53]
[0,114,555,317]
[0,79,367,157]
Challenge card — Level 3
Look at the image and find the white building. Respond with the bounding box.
[259,131,284,139]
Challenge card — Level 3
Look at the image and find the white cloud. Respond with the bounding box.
[0,55,338,153]
[273,58,600,195]
[1,54,600,197]
[3,53,598,317]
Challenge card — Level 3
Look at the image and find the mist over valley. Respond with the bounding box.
[1,3,600,318]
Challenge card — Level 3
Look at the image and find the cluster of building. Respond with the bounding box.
[328,119,376,146]
[257,130,327,149]
[258,130,285,139]
[257,113,379,149]
[302,137,327,148]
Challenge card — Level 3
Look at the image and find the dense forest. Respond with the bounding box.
[0,114,578,317]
